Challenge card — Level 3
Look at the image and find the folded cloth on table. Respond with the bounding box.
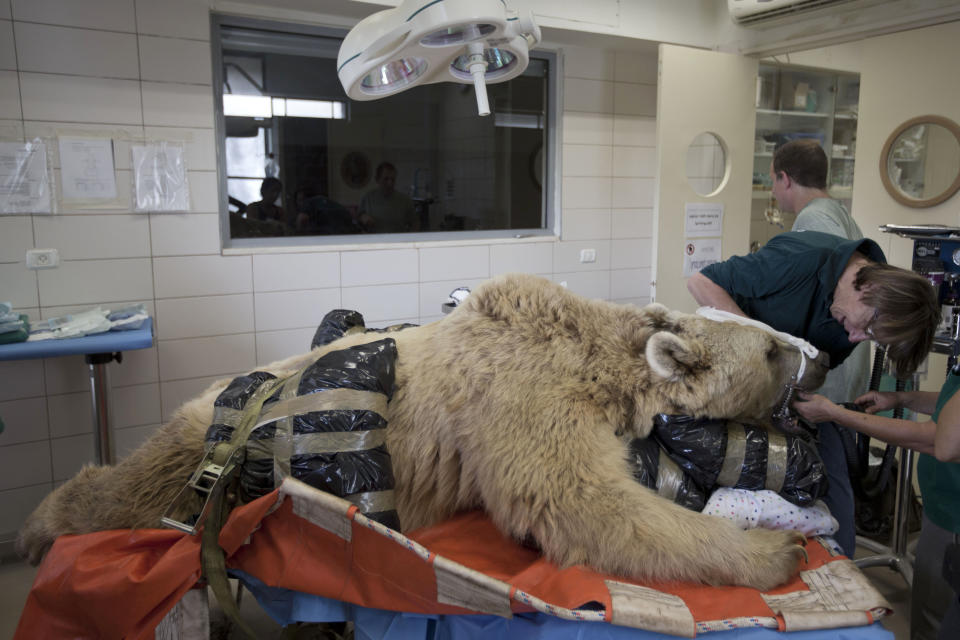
[0,301,20,325]
[0,314,29,344]
[28,307,112,341]
[107,304,148,331]
[27,304,148,341]
[703,487,838,537]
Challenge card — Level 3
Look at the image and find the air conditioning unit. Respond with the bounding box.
[728,0,861,25]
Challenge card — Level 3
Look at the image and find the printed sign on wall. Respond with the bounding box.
[682,237,721,278]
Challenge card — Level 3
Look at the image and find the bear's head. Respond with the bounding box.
[639,303,828,432]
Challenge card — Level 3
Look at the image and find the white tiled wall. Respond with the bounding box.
[0,2,658,537]
[561,46,657,305]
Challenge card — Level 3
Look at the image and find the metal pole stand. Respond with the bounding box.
[854,446,915,586]
[86,351,121,465]
[853,372,919,586]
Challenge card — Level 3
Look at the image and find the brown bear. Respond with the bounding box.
[17,273,828,590]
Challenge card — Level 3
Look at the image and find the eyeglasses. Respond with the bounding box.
[864,308,880,340]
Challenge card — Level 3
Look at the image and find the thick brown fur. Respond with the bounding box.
[17,274,828,590]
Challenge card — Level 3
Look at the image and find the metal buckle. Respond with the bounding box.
[770,376,813,436]
[160,449,233,535]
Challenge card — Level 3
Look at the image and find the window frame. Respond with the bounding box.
[211,13,560,251]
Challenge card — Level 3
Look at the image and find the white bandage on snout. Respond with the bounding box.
[695,307,820,383]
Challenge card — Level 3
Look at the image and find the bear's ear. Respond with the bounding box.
[641,302,676,331]
[645,331,705,380]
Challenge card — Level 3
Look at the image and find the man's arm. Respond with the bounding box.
[686,272,748,317]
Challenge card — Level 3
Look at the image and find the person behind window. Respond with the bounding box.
[293,183,356,235]
[358,162,417,233]
[793,378,960,640]
[245,177,286,224]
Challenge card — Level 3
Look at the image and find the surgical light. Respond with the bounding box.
[337,0,541,117]
[360,57,428,94]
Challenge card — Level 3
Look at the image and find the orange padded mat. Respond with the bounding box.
[15,478,890,639]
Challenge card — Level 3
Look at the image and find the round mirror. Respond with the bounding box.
[880,115,960,208]
[685,132,727,196]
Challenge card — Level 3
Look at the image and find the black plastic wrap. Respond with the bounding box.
[203,371,277,443]
[652,414,828,507]
[310,309,418,352]
[627,437,706,511]
[310,309,366,349]
[296,340,396,399]
[205,339,401,529]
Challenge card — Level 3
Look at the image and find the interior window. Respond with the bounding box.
[214,17,555,244]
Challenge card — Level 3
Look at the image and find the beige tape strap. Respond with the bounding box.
[434,554,514,617]
[254,388,389,430]
[344,489,395,514]
[246,429,388,461]
[212,405,245,428]
[269,374,304,481]
[297,429,386,454]
[765,431,788,493]
[210,376,285,468]
[283,477,355,541]
[606,580,696,637]
[717,422,746,487]
[763,557,891,631]
[272,415,294,481]
[280,369,305,400]
[656,450,683,501]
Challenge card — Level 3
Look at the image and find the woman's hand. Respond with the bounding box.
[854,390,900,415]
[792,391,840,423]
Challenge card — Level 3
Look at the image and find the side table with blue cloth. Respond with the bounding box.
[0,318,154,464]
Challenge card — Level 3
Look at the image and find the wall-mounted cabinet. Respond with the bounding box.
[749,63,860,250]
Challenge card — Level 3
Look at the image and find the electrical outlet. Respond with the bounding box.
[26,248,60,270]
[579,248,596,263]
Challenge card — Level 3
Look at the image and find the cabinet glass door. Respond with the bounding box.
[749,63,860,251]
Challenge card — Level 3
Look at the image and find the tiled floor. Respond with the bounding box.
[1,542,917,640]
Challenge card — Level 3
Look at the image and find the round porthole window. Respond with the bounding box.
[685,132,728,197]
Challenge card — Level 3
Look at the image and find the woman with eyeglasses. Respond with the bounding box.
[794,374,960,640]
[687,230,940,562]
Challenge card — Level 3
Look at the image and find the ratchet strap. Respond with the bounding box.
[195,375,287,640]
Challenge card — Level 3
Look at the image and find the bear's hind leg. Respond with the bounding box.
[16,408,208,565]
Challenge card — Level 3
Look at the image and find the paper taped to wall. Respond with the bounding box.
[58,137,118,201]
[132,143,190,212]
[0,140,52,214]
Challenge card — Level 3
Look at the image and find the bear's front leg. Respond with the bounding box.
[471,410,806,590]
